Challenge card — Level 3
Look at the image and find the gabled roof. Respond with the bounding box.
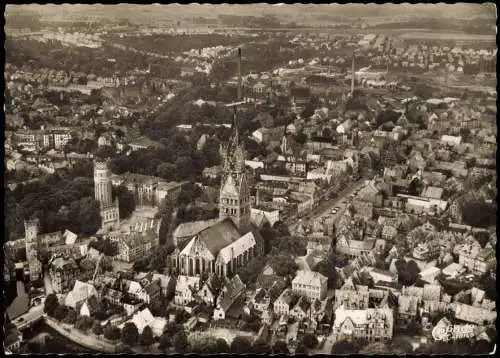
[218,275,246,312]
[173,219,219,239]
[195,218,241,256]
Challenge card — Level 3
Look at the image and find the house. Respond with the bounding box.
[100,286,123,306]
[441,135,462,147]
[290,296,311,321]
[120,308,167,337]
[49,257,81,294]
[398,295,420,319]
[253,288,271,313]
[203,165,222,179]
[79,295,103,317]
[453,303,497,325]
[442,262,466,278]
[262,308,274,325]
[4,326,23,353]
[336,237,377,259]
[197,274,222,306]
[116,231,156,263]
[213,275,246,321]
[125,278,160,304]
[184,316,198,331]
[332,307,394,342]
[65,280,99,309]
[334,277,370,310]
[274,288,300,317]
[292,270,328,301]
[174,275,201,306]
[456,244,495,275]
[152,273,176,298]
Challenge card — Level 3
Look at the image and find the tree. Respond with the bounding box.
[69,197,101,236]
[62,308,77,324]
[174,156,195,182]
[89,238,118,257]
[301,103,315,119]
[44,293,59,316]
[92,321,104,336]
[140,326,155,347]
[104,325,121,341]
[295,131,307,145]
[230,336,253,354]
[156,162,177,181]
[295,342,308,354]
[238,256,266,285]
[253,341,272,354]
[396,259,421,286]
[95,145,116,160]
[331,340,362,354]
[414,83,434,100]
[158,332,171,351]
[302,333,318,349]
[75,315,94,332]
[213,338,230,353]
[272,340,289,354]
[52,304,69,321]
[121,322,139,346]
[267,253,298,277]
[149,296,168,317]
[172,331,189,353]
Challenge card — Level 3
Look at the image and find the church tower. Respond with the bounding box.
[219,111,251,233]
[25,218,42,280]
[94,160,120,231]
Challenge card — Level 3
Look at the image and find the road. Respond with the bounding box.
[44,267,54,295]
[12,303,45,330]
[288,179,366,234]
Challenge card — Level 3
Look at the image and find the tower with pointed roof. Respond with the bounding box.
[219,110,251,232]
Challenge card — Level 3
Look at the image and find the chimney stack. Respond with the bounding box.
[350,51,355,97]
[237,47,242,101]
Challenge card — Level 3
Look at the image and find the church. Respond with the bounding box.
[171,113,264,278]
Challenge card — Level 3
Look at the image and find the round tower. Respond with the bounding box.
[24,218,42,280]
[94,160,113,208]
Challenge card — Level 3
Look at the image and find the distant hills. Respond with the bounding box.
[6,4,496,29]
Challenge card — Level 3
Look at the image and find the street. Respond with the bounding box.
[288,179,366,234]
[44,267,54,295]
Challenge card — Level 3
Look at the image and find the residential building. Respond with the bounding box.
[49,257,81,294]
[456,244,495,275]
[212,275,246,321]
[290,296,311,321]
[334,278,370,310]
[119,308,167,338]
[292,270,328,301]
[65,280,99,309]
[116,230,157,263]
[174,275,201,306]
[453,303,497,325]
[274,288,300,317]
[332,307,394,341]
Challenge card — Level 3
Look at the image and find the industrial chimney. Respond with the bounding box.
[237,47,242,101]
[350,51,355,97]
